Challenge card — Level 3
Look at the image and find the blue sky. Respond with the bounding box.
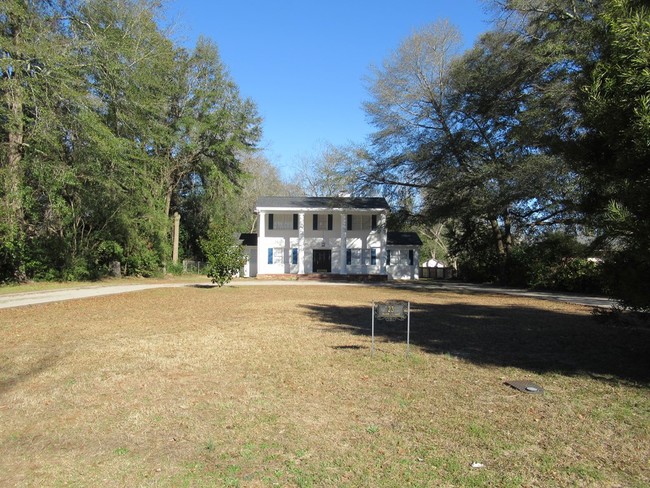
[165,1,493,179]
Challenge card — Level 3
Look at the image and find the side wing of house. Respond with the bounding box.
[386,232,423,280]
[239,233,258,278]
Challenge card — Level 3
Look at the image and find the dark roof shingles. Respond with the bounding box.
[239,233,258,246]
[387,232,423,246]
[256,196,389,210]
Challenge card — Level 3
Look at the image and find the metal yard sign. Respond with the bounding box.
[372,300,411,355]
[375,301,408,321]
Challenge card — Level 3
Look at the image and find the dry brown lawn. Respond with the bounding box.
[0,283,648,487]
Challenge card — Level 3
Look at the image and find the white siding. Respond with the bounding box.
[256,209,389,277]
[386,246,420,280]
[242,247,257,277]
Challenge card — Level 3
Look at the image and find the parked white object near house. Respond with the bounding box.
[421,257,445,268]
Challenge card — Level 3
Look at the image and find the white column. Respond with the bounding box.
[379,212,387,275]
[340,213,347,274]
[414,248,420,279]
[298,212,305,274]
[258,211,266,274]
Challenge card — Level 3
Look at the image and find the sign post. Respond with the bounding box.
[372,300,411,356]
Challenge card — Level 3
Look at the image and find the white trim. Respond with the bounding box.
[256,206,386,213]
[298,213,305,274]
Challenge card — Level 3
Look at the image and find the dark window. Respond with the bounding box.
[292,248,298,265]
[268,213,274,230]
[371,215,377,230]
[312,214,333,230]
[267,248,273,264]
[371,248,377,265]
[293,213,299,230]
[347,214,352,230]
[346,249,352,265]
[409,250,414,266]
[386,249,391,265]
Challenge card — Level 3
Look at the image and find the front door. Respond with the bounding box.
[313,249,332,273]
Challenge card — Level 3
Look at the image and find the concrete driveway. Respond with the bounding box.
[0,279,617,310]
[0,283,189,309]
[0,279,360,310]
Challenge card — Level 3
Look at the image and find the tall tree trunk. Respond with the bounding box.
[165,183,173,218]
[1,12,27,281]
[489,216,507,282]
[5,92,24,228]
[502,209,513,254]
[489,217,506,257]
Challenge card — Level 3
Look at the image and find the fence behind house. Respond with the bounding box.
[419,266,457,279]
[183,259,206,274]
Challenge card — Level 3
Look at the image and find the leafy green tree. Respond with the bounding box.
[164,37,261,258]
[497,0,650,309]
[363,20,579,281]
[506,232,604,292]
[69,0,177,276]
[1,0,261,282]
[0,0,79,281]
[447,218,502,283]
[179,152,298,261]
[580,0,650,310]
[200,221,246,287]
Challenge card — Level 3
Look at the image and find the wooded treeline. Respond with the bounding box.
[0,0,283,281]
[302,0,648,310]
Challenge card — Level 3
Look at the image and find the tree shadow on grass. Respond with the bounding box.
[0,352,64,396]
[302,301,650,385]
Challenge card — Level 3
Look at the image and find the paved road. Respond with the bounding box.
[0,279,616,310]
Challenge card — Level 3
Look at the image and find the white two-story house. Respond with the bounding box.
[241,196,422,280]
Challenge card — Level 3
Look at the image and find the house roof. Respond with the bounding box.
[387,231,423,246]
[239,233,258,246]
[256,196,390,211]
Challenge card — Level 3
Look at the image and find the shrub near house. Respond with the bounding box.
[201,224,247,287]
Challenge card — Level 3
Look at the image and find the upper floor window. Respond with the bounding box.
[313,214,333,231]
[347,214,378,231]
[268,213,298,230]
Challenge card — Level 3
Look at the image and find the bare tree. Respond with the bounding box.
[296,142,375,197]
